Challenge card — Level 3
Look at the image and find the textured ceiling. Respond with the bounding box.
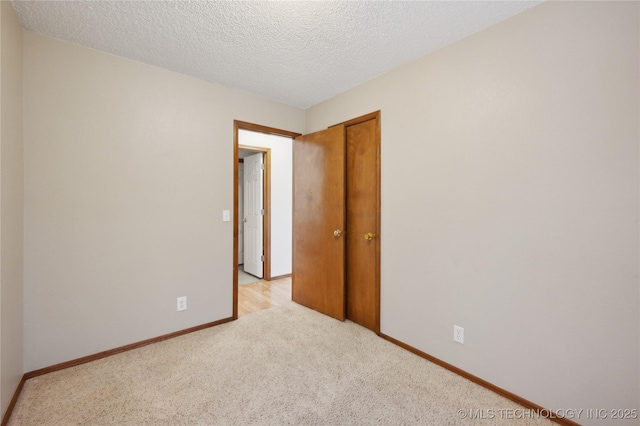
[12,1,542,109]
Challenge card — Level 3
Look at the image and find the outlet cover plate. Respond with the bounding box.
[177,296,187,311]
[453,325,464,344]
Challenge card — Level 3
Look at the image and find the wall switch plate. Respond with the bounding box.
[453,325,464,344]
[177,296,187,311]
[222,210,230,222]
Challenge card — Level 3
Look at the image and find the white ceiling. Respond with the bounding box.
[11,1,542,109]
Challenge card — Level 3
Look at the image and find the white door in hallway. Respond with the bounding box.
[243,153,264,278]
[238,162,244,265]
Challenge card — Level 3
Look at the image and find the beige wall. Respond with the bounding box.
[307,2,638,424]
[11,1,640,422]
[0,0,24,416]
[23,31,304,371]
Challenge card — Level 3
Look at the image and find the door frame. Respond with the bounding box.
[233,120,301,319]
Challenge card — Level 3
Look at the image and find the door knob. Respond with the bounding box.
[333,229,342,237]
[364,232,376,241]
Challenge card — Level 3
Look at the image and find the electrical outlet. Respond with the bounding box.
[453,325,464,344]
[177,296,187,311]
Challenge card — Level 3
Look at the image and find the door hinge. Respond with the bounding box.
[260,164,265,170]
[261,255,264,261]
[261,209,265,215]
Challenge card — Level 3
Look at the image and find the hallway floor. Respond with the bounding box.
[238,266,291,316]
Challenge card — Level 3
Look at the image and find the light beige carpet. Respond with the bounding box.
[9,303,554,425]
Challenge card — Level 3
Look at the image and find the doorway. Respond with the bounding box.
[233,121,301,319]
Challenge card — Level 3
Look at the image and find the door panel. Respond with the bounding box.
[293,125,346,321]
[346,119,379,331]
[243,153,263,278]
[238,162,244,265]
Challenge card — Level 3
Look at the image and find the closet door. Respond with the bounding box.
[292,125,346,321]
[292,112,380,331]
[346,118,379,331]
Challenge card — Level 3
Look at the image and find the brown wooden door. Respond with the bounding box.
[346,118,379,331]
[292,125,346,321]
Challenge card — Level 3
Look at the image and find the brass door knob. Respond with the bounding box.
[333,229,342,237]
[364,232,376,241]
